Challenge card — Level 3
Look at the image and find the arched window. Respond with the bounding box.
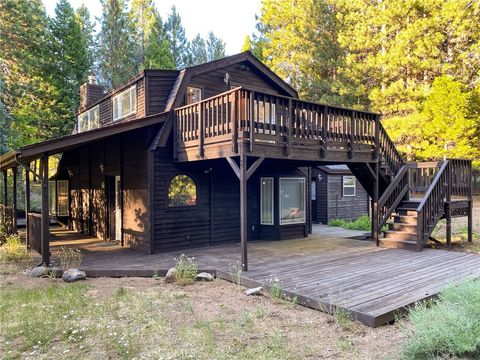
[168,175,197,207]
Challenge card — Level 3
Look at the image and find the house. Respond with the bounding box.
[311,165,369,224]
[0,51,473,270]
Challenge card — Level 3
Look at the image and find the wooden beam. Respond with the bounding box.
[25,167,30,248]
[445,202,452,248]
[372,160,380,246]
[2,170,7,206]
[226,157,240,179]
[12,166,17,233]
[40,153,50,265]
[240,155,248,271]
[246,157,265,180]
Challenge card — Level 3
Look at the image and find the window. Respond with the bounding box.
[260,177,274,225]
[48,181,56,215]
[56,180,69,216]
[168,175,197,207]
[343,175,356,197]
[311,180,316,200]
[186,86,202,104]
[77,105,99,132]
[113,85,136,121]
[279,178,305,225]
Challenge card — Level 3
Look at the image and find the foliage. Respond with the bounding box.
[143,11,175,70]
[165,6,189,69]
[58,246,83,270]
[329,215,371,231]
[168,175,196,207]
[97,0,138,89]
[0,234,30,261]
[401,280,480,359]
[206,32,226,62]
[268,276,282,299]
[174,254,197,284]
[189,34,208,66]
[188,32,226,66]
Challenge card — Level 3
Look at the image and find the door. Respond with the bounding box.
[114,175,122,242]
[311,179,317,222]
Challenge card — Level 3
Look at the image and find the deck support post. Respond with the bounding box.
[12,166,17,233]
[445,202,452,248]
[226,155,265,272]
[2,169,7,206]
[371,160,380,246]
[25,167,30,249]
[467,164,473,243]
[40,153,50,265]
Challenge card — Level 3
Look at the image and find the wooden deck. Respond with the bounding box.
[44,226,480,327]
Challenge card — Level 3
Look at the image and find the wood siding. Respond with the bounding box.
[146,71,179,114]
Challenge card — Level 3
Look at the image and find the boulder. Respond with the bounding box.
[195,272,214,282]
[245,287,263,296]
[164,267,177,283]
[62,269,86,283]
[29,266,49,278]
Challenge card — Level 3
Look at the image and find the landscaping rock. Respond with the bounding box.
[245,287,263,296]
[195,272,214,282]
[164,267,177,283]
[30,266,49,277]
[62,269,86,283]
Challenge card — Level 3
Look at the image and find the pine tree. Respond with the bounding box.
[97,0,138,89]
[144,13,175,69]
[189,34,208,65]
[76,4,96,75]
[47,0,93,133]
[165,6,189,69]
[241,35,266,62]
[206,32,226,61]
[0,65,11,154]
[129,0,157,68]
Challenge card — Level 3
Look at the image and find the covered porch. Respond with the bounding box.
[27,224,480,327]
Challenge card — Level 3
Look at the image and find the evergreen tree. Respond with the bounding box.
[241,34,267,62]
[144,13,175,69]
[188,34,208,65]
[0,64,11,154]
[97,0,137,89]
[129,0,157,68]
[76,4,96,75]
[165,6,189,69]
[47,0,93,133]
[206,32,226,61]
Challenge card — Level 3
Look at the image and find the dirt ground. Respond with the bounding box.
[0,261,405,360]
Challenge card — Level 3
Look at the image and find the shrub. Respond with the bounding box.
[329,219,347,228]
[401,280,480,359]
[0,234,30,261]
[175,254,197,284]
[329,215,371,231]
[58,246,83,270]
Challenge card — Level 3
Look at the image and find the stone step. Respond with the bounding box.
[379,238,420,251]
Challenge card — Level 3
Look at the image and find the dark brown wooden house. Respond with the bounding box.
[311,165,369,224]
[0,52,474,270]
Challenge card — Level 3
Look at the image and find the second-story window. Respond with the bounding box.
[186,86,202,104]
[77,105,99,132]
[113,85,136,121]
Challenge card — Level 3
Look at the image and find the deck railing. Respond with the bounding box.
[377,165,409,231]
[416,159,472,246]
[27,212,42,253]
[407,162,441,194]
[0,204,15,235]
[175,87,404,175]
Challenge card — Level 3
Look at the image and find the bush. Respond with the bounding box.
[175,254,197,284]
[329,215,371,231]
[58,246,83,270]
[0,234,30,261]
[401,280,480,359]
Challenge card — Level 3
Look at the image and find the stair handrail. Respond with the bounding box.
[415,160,450,246]
[377,120,404,176]
[377,164,409,230]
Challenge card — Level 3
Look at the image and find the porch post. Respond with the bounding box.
[2,169,7,206]
[372,160,379,245]
[240,155,248,271]
[40,153,50,265]
[25,167,31,248]
[12,166,17,233]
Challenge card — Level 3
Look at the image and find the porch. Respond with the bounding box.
[33,225,480,327]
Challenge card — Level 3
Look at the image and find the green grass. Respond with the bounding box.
[0,234,30,261]
[329,215,372,231]
[401,280,480,359]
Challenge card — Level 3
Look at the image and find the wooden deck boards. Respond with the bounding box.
[44,227,480,327]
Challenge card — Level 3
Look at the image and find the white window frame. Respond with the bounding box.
[113,85,137,121]
[56,180,69,216]
[260,177,274,225]
[48,181,56,215]
[342,175,356,197]
[77,105,99,132]
[279,177,306,225]
[186,86,202,105]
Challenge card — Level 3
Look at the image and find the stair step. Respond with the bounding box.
[396,208,418,217]
[379,239,420,251]
[401,201,421,208]
[393,215,418,224]
[385,231,418,242]
[389,223,417,232]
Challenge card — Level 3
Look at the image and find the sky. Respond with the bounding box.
[42,0,262,54]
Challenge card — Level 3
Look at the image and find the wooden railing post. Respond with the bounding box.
[321,106,328,158]
[286,98,292,156]
[199,103,205,158]
[349,110,355,159]
[231,91,238,154]
[249,91,255,153]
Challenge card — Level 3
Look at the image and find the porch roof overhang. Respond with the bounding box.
[0,111,169,171]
